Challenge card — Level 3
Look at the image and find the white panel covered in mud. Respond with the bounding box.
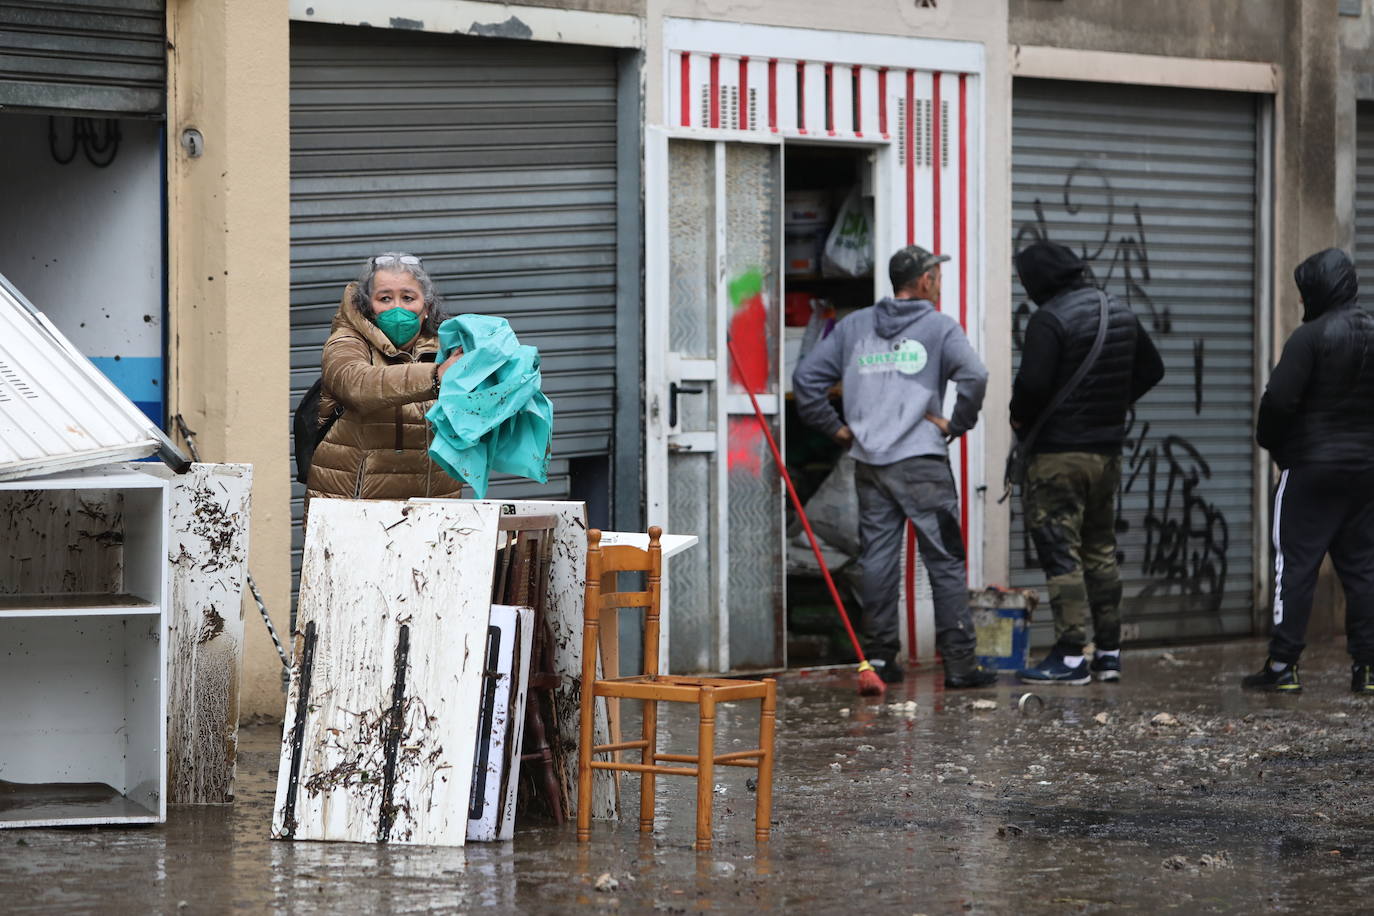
[159,463,252,805]
[466,604,533,843]
[272,499,501,846]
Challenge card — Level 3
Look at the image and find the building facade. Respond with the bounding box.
[2,1,1369,716]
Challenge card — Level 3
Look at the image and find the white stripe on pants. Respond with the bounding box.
[1272,468,1289,625]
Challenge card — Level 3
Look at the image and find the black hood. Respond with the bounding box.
[1294,248,1358,321]
[1015,241,1089,306]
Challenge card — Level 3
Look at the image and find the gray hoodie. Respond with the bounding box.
[793,297,988,466]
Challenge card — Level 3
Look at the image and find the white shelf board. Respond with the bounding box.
[0,464,168,490]
[0,781,160,828]
[0,594,158,617]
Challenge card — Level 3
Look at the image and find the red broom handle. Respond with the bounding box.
[726,338,869,665]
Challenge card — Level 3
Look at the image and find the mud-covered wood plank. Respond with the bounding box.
[164,463,252,805]
[272,499,501,846]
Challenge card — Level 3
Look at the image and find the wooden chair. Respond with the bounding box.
[576,526,777,852]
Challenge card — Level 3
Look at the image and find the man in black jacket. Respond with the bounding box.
[1245,248,1374,694]
[1011,241,1165,685]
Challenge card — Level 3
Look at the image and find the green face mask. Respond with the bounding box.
[375,307,422,347]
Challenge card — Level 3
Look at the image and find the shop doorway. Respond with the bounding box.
[780,144,879,669]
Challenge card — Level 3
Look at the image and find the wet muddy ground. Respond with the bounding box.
[5,639,1374,914]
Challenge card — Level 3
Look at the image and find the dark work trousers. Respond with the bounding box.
[854,455,975,667]
[1270,466,1374,665]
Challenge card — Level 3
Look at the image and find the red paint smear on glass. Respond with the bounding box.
[728,415,764,476]
[728,292,769,395]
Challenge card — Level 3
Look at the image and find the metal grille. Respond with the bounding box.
[1010,79,1259,645]
[1356,102,1374,299]
[289,23,619,595]
[0,0,165,116]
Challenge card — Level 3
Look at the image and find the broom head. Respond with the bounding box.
[856,660,886,697]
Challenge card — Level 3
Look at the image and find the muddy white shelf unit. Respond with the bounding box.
[0,466,169,828]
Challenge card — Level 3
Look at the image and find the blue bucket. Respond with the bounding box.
[971,588,1036,672]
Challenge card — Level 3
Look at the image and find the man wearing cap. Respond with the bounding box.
[794,245,996,688]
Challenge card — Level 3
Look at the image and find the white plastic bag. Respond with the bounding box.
[803,454,861,559]
[821,189,874,278]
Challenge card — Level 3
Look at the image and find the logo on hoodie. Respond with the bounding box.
[857,338,928,376]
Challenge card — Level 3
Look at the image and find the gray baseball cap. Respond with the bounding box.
[889,245,951,291]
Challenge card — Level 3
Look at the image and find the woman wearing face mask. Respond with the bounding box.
[304,253,465,512]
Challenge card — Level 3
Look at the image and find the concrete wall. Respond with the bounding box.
[166,0,292,721]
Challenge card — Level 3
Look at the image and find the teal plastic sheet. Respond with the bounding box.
[425,314,553,498]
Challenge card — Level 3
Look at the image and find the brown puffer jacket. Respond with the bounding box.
[304,285,464,509]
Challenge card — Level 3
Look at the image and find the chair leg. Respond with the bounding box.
[576,690,596,842]
[755,678,777,843]
[526,691,564,825]
[639,697,658,833]
[695,687,717,852]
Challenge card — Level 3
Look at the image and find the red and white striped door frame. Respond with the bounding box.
[663,22,985,665]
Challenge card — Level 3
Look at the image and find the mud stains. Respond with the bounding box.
[198,607,226,644]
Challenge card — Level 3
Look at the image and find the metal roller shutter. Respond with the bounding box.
[0,0,165,116]
[1010,78,1259,645]
[289,23,619,594]
[1356,102,1374,298]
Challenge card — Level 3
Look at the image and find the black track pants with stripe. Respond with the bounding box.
[1270,466,1374,665]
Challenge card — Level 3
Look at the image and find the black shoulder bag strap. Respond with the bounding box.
[999,290,1110,503]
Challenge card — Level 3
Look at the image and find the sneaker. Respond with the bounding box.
[1017,650,1090,686]
[1352,664,1374,695]
[1090,653,1121,682]
[945,666,999,689]
[1241,659,1301,693]
[873,658,905,685]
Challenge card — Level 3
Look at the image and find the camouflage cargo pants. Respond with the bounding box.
[1023,451,1123,652]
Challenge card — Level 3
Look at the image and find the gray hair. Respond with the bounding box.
[350,252,445,337]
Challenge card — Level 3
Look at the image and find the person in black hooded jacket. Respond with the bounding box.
[1011,241,1164,685]
[1244,248,1374,694]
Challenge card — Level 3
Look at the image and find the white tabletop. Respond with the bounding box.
[598,531,698,560]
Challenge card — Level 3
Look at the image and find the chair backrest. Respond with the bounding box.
[582,527,663,680]
[492,513,559,609]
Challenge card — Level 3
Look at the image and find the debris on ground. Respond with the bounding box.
[971,699,998,711]
[997,824,1024,838]
[1094,712,1110,725]
[594,874,619,893]
[1198,852,1232,869]
[1160,651,1185,666]
[1151,712,1180,726]
[1163,852,1232,873]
